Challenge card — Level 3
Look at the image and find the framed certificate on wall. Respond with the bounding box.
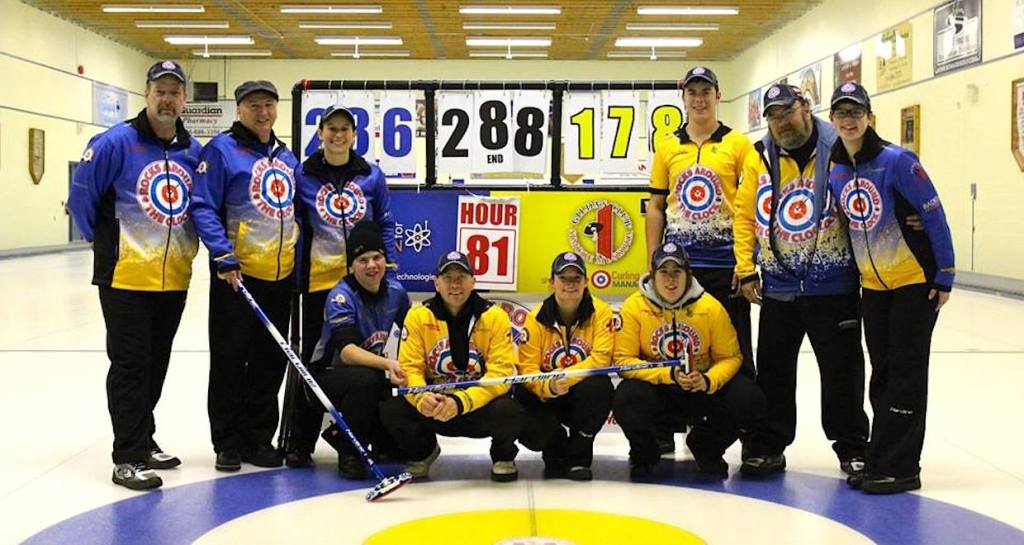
[1013,78,1024,172]
[900,105,921,157]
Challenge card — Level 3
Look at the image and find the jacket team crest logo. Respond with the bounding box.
[543,338,592,372]
[250,158,294,219]
[841,178,883,231]
[650,322,701,359]
[754,178,774,233]
[361,330,390,356]
[136,160,192,226]
[674,165,723,220]
[427,338,483,382]
[494,299,530,346]
[315,183,367,227]
[568,200,634,265]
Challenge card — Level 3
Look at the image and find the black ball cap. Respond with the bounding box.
[234,80,279,104]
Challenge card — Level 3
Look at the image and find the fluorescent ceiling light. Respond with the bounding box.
[636,6,738,16]
[607,51,688,59]
[465,36,551,47]
[280,4,382,14]
[614,37,702,47]
[102,4,204,12]
[625,23,718,31]
[463,22,556,30]
[136,20,228,28]
[164,34,253,45]
[459,5,560,15]
[191,49,271,56]
[315,36,403,45]
[298,21,392,29]
[331,50,410,57]
[469,50,548,58]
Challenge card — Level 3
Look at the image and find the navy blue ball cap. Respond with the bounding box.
[651,241,690,270]
[682,66,718,89]
[551,251,587,276]
[436,251,473,276]
[234,80,279,104]
[830,81,872,111]
[763,83,803,114]
[319,105,356,127]
[146,60,186,83]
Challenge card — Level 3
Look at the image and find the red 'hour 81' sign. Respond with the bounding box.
[457,196,520,291]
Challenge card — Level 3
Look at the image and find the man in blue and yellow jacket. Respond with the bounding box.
[190,80,300,472]
[613,242,764,480]
[733,84,869,478]
[380,251,523,482]
[69,60,201,491]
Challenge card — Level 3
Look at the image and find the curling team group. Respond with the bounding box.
[68,61,955,497]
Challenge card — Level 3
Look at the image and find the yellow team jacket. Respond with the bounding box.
[613,277,741,394]
[400,294,516,414]
[649,123,754,268]
[517,293,615,401]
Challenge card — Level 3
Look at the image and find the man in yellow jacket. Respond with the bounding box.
[613,242,764,480]
[380,251,524,482]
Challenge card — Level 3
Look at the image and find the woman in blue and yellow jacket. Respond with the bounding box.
[827,82,954,495]
[613,242,764,480]
[515,252,615,481]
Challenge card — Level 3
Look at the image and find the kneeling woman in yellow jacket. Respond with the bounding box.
[516,252,616,481]
[380,251,524,482]
[613,242,765,479]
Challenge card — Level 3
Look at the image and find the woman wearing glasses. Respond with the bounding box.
[827,82,955,494]
[515,252,616,481]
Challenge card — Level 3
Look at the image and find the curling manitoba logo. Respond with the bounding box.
[315,183,366,227]
[136,160,192,226]
[250,158,294,219]
[841,178,884,231]
[568,200,634,265]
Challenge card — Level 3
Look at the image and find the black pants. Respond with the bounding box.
[744,293,869,461]
[314,365,399,457]
[692,267,755,378]
[516,375,614,468]
[207,272,292,452]
[379,396,524,462]
[99,286,187,464]
[862,284,938,478]
[281,289,330,453]
[613,375,765,466]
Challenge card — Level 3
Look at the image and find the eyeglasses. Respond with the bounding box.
[832,108,868,119]
[765,106,799,124]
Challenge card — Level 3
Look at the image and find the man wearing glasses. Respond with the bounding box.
[732,84,869,479]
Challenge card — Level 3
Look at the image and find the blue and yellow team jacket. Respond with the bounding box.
[190,122,300,282]
[613,276,741,394]
[296,149,397,293]
[734,118,859,296]
[649,123,755,268]
[69,110,201,291]
[828,127,955,291]
[310,275,411,365]
[517,291,615,400]
[399,292,516,415]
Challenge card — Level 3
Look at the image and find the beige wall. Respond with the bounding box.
[0,0,151,249]
[719,0,1024,279]
[4,0,1023,282]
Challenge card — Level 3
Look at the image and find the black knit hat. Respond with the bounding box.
[346,221,386,267]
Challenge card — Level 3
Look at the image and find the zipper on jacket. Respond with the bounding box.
[670,313,680,359]
[160,147,173,290]
[267,145,286,281]
[852,159,890,290]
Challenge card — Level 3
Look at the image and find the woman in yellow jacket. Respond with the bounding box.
[613,242,765,480]
[379,251,524,482]
[516,252,616,481]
